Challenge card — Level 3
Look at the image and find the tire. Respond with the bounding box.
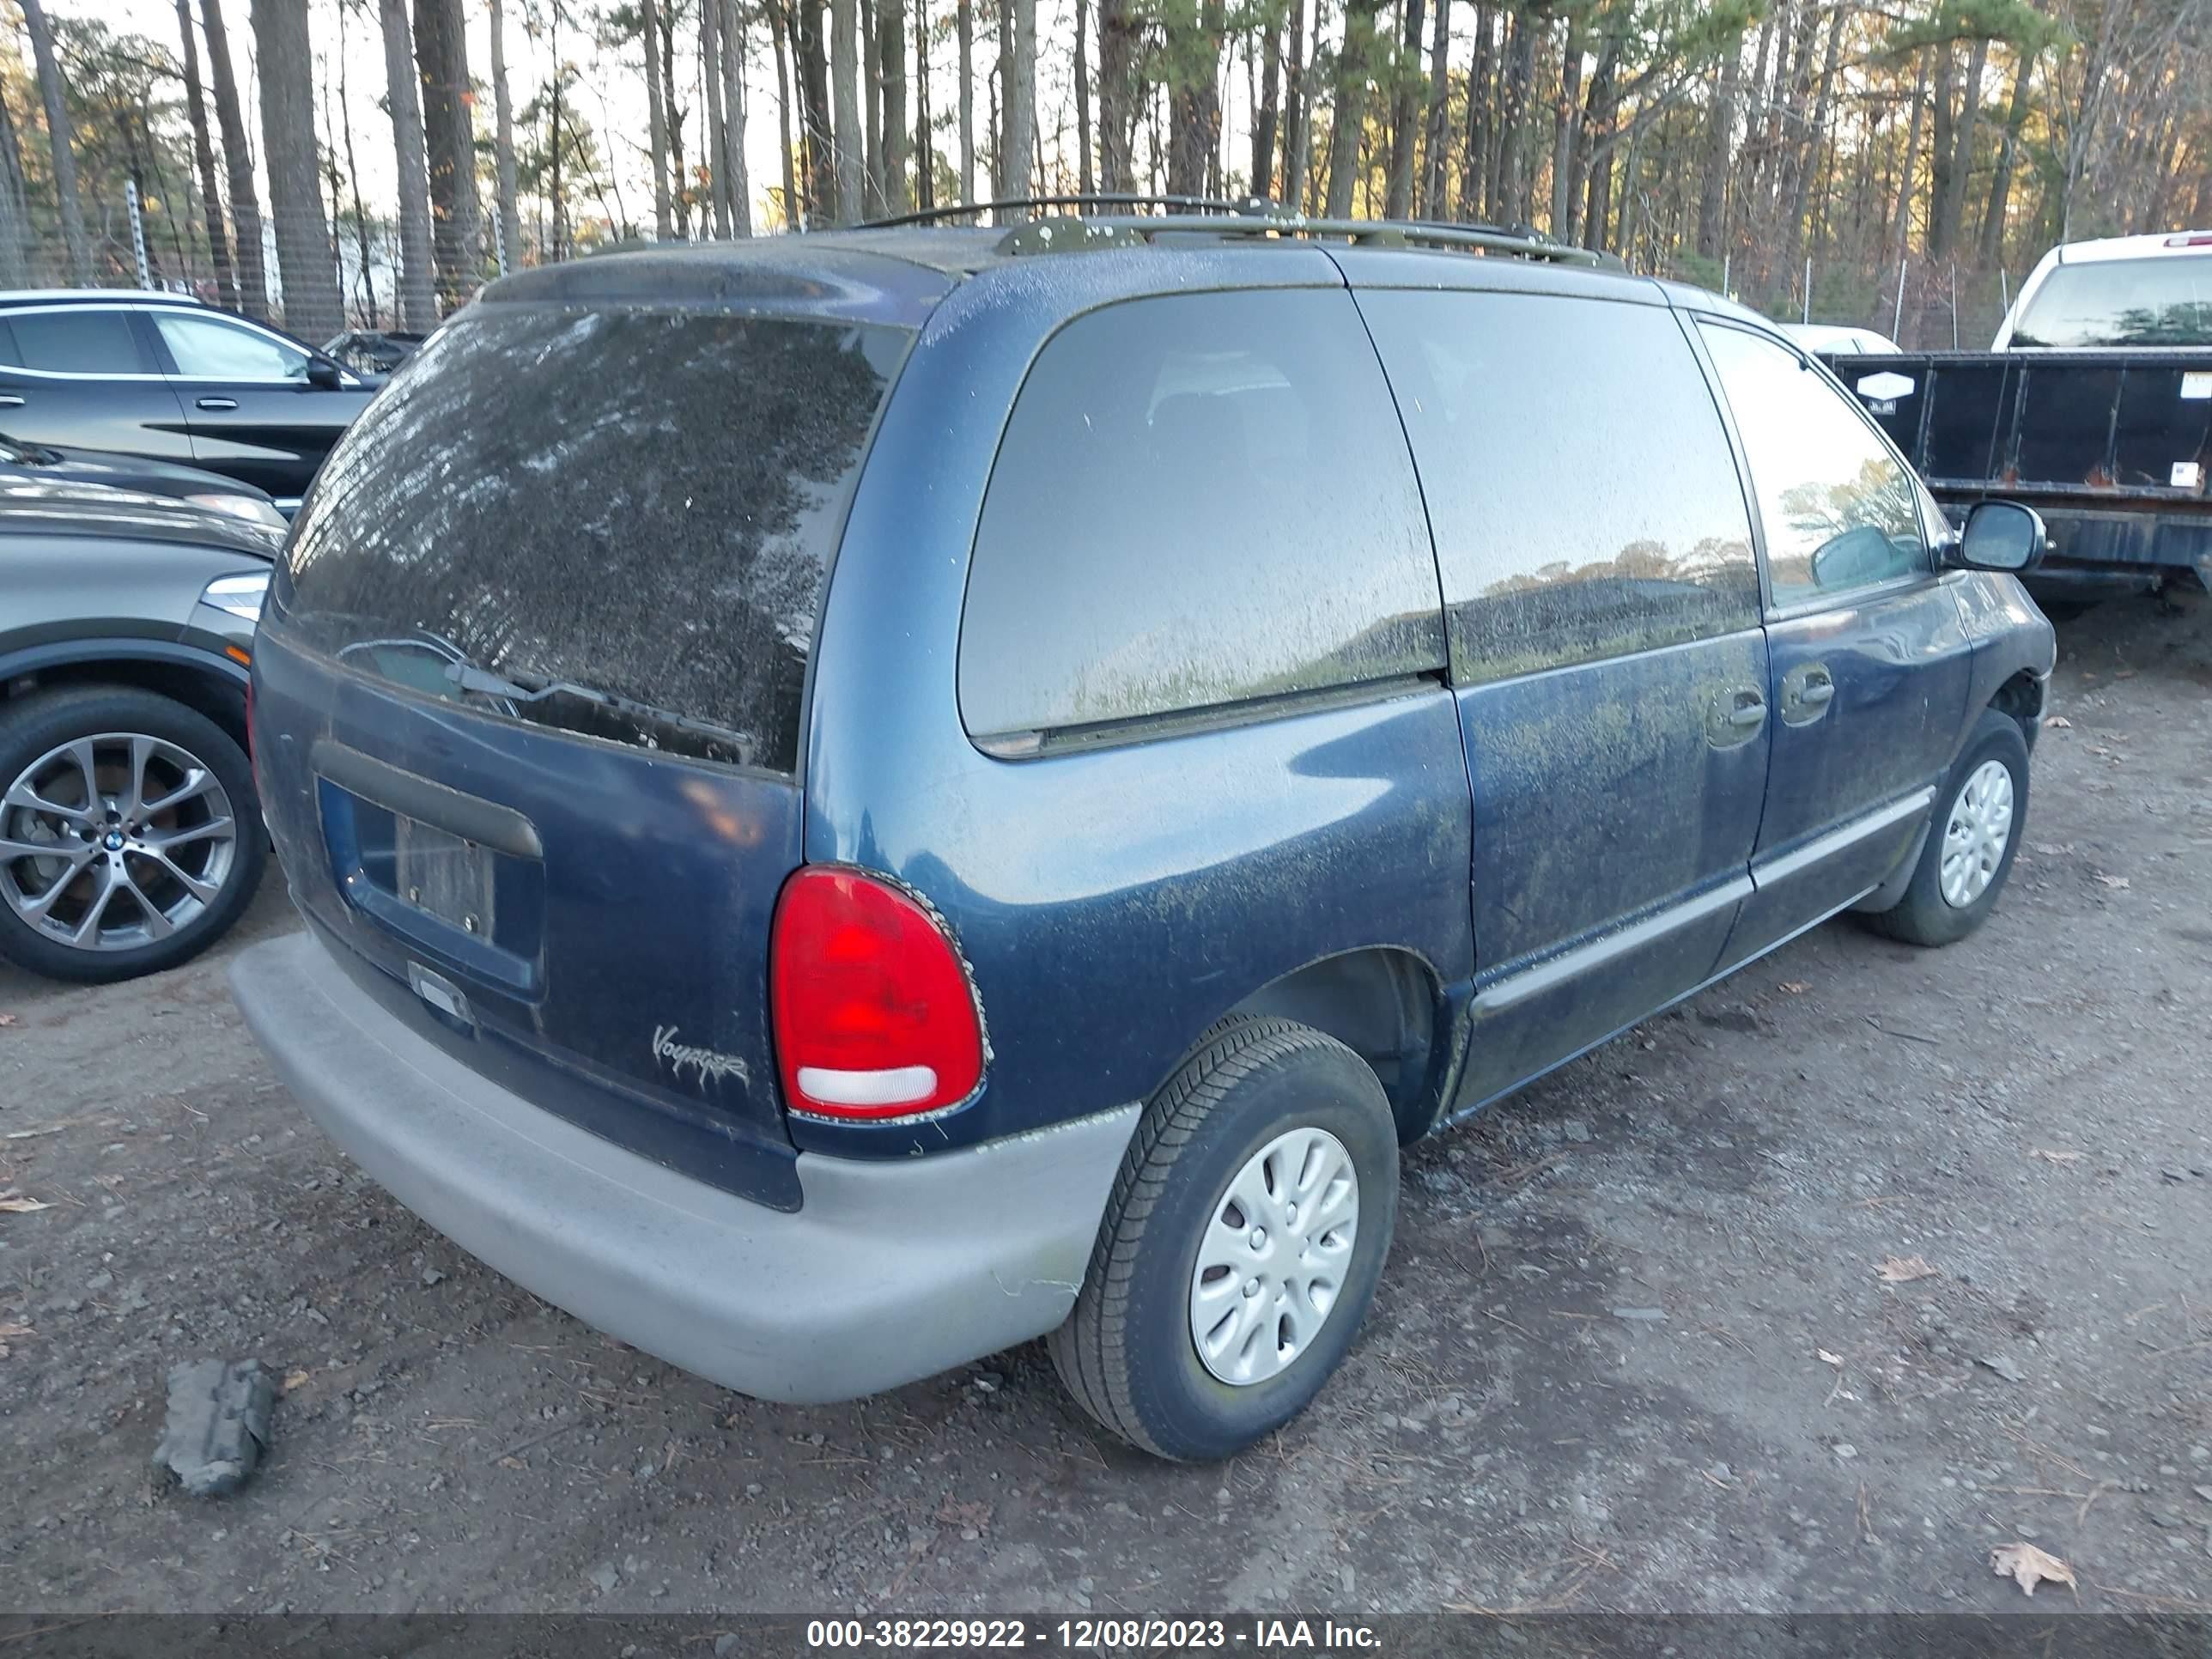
[1861,708,2028,948]
[1048,1017,1399,1462]
[0,686,265,984]
[2033,599,2096,624]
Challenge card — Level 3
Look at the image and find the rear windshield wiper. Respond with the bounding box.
[444,662,759,764]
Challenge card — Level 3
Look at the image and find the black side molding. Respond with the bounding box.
[309,738,544,860]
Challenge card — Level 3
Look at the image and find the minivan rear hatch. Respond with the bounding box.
[253,269,921,1209]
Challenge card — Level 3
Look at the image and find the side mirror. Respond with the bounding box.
[305,357,343,390]
[1946,500,2046,573]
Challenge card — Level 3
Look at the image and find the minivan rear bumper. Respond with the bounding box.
[231,933,1138,1404]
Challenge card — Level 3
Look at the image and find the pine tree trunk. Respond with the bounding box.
[15,0,89,283]
[0,57,33,283]
[1417,0,1448,216]
[721,0,754,234]
[332,2,377,316]
[1459,3,1490,220]
[771,0,802,225]
[1977,45,2033,268]
[799,0,838,222]
[833,0,864,218]
[915,0,934,208]
[1283,0,1313,207]
[489,0,525,267]
[1075,0,1094,196]
[1694,27,1740,259]
[1001,0,1035,198]
[416,0,481,298]
[1323,0,1380,216]
[1098,0,1137,192]
[1383,0,1424,217]
[863,0,882,211]
[380,0,437,327]
[1885,49,1929,276]
[702,0,731,234]
[643,0,674,233]
[1166,0,1224,198]
[1577,29,1617,251]
[1930,35,1984,259]
[174,0,238,306]
[201,0,268,313]
[1549,17,1581,238]
[251,0,343,339]
[1778,1,1844,295]
[661,9,690,234]
[958,0,978,198]
[879,0,909,211]
[1495,4,1533,226]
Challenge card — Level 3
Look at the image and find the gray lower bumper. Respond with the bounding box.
[230,933,1138,1404]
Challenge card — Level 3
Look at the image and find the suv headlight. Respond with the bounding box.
[201,570,270,622]
[185,491,287,528]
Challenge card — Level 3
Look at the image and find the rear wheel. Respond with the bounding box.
[1048,1018,1398,1461]
[0,687,264,984]
[1862,708,2027,948]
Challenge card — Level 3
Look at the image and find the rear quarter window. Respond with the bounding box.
[277,307,908,775]
[1358,289,1759,684]
[957,288,1445,747]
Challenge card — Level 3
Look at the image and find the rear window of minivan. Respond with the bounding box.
[277,306,908,775]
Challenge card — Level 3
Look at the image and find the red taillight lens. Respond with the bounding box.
[769,866,985,1120]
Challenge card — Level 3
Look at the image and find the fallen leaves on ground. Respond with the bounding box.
[280,1368,311,1395]
[2094,874,2130,890]
[0,1320,31,1358]
[1780,981,1811,994]
[1990,1541,2076,1596]
[2045,715,2073,728]
[0,1012,16,1027]
[0,1194,52,1214]
[1818,1348,1844,1365]
[1875,1255,1939,1284]
[2031,1148,2084,1164]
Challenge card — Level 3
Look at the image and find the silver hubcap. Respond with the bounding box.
[1940,758,2014,909]
[1189,1127,1359,1387]
[0,732,238,952]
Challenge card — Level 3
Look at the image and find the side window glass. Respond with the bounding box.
[1358,289,1759,684]
[1698,322,1927,607]
[958,288,1444,744]
[155,313,308,380]
[6,310,149,374]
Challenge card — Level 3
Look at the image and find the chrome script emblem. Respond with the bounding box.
[650,1025,750,1091]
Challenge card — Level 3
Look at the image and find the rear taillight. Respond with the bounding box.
[770,866,985,1120]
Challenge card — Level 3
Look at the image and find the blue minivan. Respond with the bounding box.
[232,216,2057,1461]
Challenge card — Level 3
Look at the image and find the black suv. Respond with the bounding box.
[0,290,375,513]
[0,480,276,981]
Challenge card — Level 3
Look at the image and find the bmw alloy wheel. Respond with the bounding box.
[0,732,240,952]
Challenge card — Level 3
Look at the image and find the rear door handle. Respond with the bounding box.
[1707,685,1768,747]
[195,396,238,410]
[1799,676,1836,708]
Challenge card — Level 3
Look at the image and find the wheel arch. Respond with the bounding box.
[1212,945,1453,1146]
[0,641,251,754]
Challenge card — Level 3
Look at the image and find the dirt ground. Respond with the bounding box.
[3,592,2209,1619]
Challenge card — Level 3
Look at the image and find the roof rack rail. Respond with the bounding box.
[990,210,1614,269]
[860,193,1279,229]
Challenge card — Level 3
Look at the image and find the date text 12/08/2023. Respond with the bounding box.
[803,1617,1383,1650]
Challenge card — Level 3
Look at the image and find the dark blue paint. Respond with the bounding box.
[249,235,2058,1207]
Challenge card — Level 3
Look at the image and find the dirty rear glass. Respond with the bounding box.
[277,307,907,775]
[1358,290,1759,684]
[2009,256,2212,348]
[958,289,1444,745]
